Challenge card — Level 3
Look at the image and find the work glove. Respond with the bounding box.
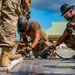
[48,45,56,51]
[50,51,56,57]
[26,12,31,20]
[26,46,32,51]
[26,45,32,51]
[26,45,34,59]
[22,45,32,52]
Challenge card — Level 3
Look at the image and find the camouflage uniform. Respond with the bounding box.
[0,0,22,67]
[64,14,75,50]
[19,21,51,58]
[0,0,22,46]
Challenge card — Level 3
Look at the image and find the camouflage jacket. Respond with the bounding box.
[64,14,75,50]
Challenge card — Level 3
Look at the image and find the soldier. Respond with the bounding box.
[17,18,56,59]
[16,0,31,56]
[49,4,75,58]
[0,0,31,67]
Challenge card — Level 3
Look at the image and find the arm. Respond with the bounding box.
[21,35,28,46]
[31,30,41,48]
[54,30,69,47]
[24,0,31,20]
[24,0,30,12]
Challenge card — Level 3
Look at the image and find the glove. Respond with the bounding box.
[49,45,56,51]
[26,12,31,20]
[50,52,56,57]
[26,46,32,51]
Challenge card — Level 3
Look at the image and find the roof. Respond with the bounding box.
[1,49,75,75]
[46,22,67,36]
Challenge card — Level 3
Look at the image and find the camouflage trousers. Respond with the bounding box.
[32,38,51,58]
[0,20,17,47]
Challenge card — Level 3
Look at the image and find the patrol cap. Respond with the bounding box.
[60,4,75,16]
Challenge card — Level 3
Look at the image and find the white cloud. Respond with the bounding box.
[31,0,75,12]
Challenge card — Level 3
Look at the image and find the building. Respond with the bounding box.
[46,22,68,49]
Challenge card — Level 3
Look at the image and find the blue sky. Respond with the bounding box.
[30,0,75,30]
[16,0,75,41]
[30,7,65,30]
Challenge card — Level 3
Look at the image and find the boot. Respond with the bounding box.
[8,51,22,60]
[0,46,21,67]
[8,46,22,60]
[0,55,11,67]
[0,47,11,67]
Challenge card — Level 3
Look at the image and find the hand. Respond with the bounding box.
[26,46,32,51]
[26,12,31,20]
[49,45,56,50]
[22,46,32,53]
[22,47,26,52]
[50,52,56,57]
